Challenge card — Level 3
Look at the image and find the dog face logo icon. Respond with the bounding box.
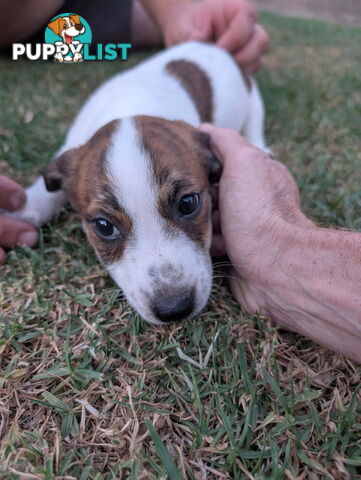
[48,14,85,44]
[45,13,92,62]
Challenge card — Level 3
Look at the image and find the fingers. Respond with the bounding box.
[0,216,38,249]
[164,5,213,46]
[234,24,269,70]
[244,59,263,76]
[217,3,258,53]
[200,124,251,162]
[0,175,27,211]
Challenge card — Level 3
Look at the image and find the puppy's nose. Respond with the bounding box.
[152,291,194,323]
[75,23,83,31]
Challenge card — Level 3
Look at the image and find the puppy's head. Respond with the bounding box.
[44,116,221,325]
[48,15,85,42]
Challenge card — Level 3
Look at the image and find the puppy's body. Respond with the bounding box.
[63,42,262,149]
[6,42,269,325]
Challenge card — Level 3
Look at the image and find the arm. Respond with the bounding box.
[202,124,361,363]
[244,225,361,362]
[0,0,63,48]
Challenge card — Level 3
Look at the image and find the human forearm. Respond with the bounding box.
[201,125,360,362]
[0,0,63,48]
[252,224,361,362]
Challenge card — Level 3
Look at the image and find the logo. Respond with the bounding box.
[12,13,131,62]
[45,13,91,62]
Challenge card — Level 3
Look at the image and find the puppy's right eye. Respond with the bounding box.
[178,194,201,217]
[92,218,120,240]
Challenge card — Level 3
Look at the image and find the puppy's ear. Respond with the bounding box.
[43,148,78,192]
[195,131,222,183]
[47,17,63,36]
[43,120,120,193]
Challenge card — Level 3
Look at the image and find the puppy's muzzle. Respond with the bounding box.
[151,288,195,323]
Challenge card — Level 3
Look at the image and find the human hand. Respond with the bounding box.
[201,125,314,313]
[0,176,38,264]
[148,0,269,74]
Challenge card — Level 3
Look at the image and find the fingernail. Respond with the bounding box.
[17,231,38,247]
[10,191,26,210]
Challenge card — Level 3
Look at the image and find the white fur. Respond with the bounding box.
[63,42,265,148]
[8,42,268,228]
[106,119,212,324]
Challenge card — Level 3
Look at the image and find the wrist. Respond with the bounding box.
[241,219,318,314]
[255,224,361,362]
[266,219,316,281]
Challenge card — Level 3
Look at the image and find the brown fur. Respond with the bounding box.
[135,115,212,248]
[47,15,82,37]
[45,115,217,262]
[45,120,132,265]
[165,60,213,123]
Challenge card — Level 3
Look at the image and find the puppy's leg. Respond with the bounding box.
[1,177,67,228]
[243,81,273,155]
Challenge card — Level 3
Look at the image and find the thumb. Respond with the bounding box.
[165,12,211,46]
[165,22,206,46]
[0,175,27,211]
[0,216,38,248]
[185,8,213,42]
[200,124,251,163]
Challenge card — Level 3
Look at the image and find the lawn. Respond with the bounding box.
[1,12,361,480]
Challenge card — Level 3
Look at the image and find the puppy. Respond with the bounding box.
[5,42,269,325]
[47,14,85,62]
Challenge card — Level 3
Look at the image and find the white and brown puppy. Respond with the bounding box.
[5,42,269,325]
[47,14,86,62]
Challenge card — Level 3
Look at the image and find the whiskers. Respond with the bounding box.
[212,260,233,269]
[213,273,240,283]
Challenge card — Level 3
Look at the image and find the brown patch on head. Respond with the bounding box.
[83,199,133,265]
[165,60,213,123]
[135,115,214,249]
[44,120,132,264]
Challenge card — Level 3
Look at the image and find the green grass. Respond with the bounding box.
[1,12,361,479]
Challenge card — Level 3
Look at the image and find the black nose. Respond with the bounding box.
[75,23,83,31]
[152,291,194,323]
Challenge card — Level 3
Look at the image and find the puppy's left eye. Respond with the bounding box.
[92,218,120,240]
[178,194,201,217]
